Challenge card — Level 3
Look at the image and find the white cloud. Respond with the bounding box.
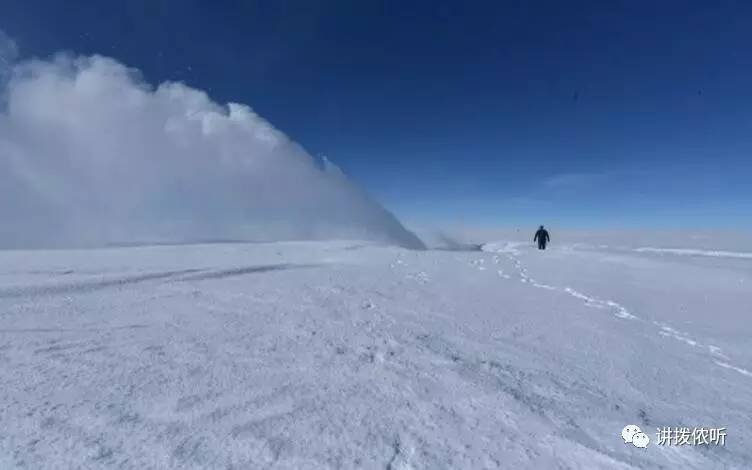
[0,53,424,249]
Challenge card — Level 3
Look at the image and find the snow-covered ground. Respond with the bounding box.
[1,239,750,469]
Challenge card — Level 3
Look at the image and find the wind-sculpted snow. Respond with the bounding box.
[634,247,752,259]
[0,55,424,249]
[1,241,750,469]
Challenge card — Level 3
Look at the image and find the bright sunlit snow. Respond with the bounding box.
[1,238,750,469]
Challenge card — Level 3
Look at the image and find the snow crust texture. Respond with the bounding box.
[1,240,750,469]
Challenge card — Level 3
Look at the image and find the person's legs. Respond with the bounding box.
[538,240,545,250]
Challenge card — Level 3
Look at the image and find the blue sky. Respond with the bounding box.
[2,0,751,229]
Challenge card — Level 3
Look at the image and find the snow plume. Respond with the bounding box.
[0,30,18,90]
[0,54,424,249]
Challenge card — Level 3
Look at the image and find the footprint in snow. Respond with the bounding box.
[497,270,511,279]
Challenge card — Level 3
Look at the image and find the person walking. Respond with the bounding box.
[534,225,550,250]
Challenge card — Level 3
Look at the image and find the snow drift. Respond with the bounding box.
[0,54,424,249]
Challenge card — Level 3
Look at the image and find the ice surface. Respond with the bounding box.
[1,239,750,469]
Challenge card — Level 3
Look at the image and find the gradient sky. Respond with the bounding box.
[2,0,751,229]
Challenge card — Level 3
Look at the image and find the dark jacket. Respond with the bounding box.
[534,229,550,243]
